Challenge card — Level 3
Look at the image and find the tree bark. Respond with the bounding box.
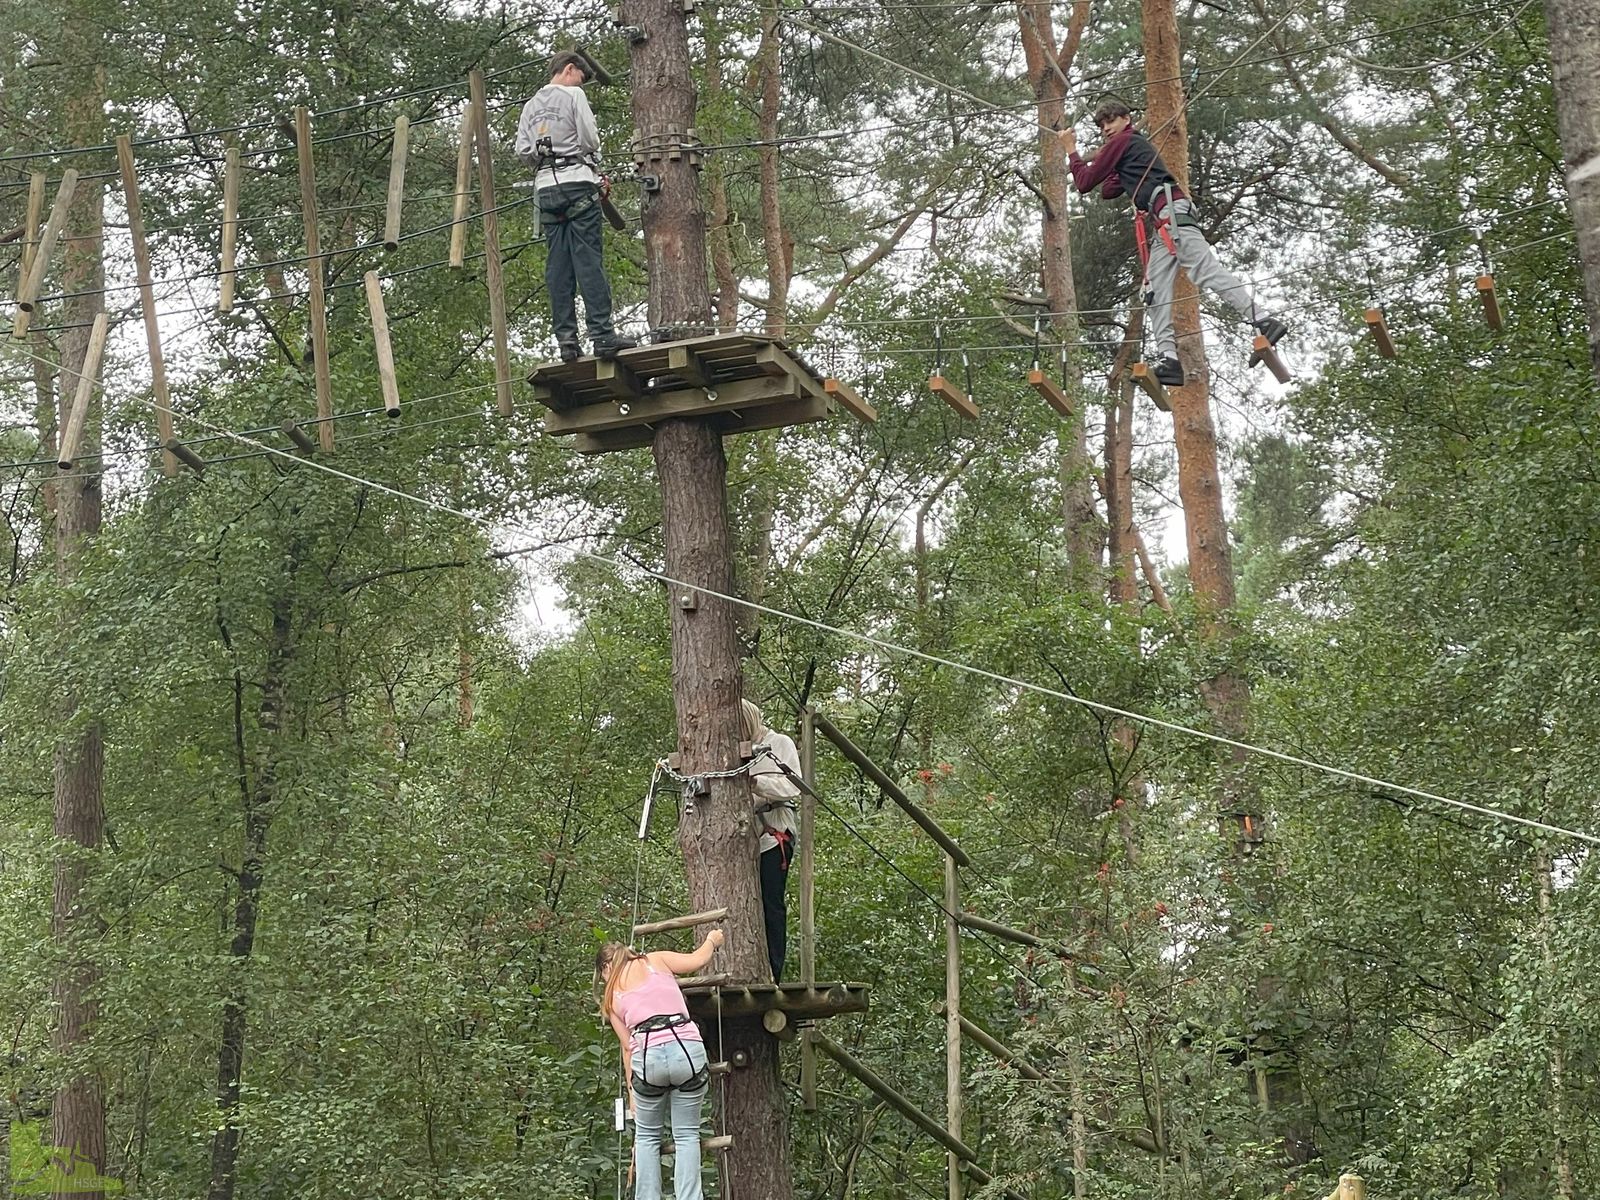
[1018,0,1101,587]
[1544,0,1600,386]
[622,0,794,1188]
[756,0,788,338]
[51,20,108,1196]
[702,7,741,331]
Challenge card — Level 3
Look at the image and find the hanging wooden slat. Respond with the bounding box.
[467,72,513,415]
[928,373,978,420]
[11,172,46,340]
[363,271,402,417]
[1476,274,1503,331]
[1251,335,1293,384]
[1130,362,1171,413]
[56,312,108,471]
[15,168,79,315]
[117,135,177,477]
[383,115,409,252]
[1363,308,1396,358]
[295,106,335,451]
[823,376,876,422]
[1026,367,1072,418]
[449,101,475,269]
[218,145,240,313]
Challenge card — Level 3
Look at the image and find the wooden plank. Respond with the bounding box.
[383,115,409,251]
[56,311,108,470]
[546,373,800,436]
[1130,362,1171,412]
[928,373,978,420]
[571,391,827,453]
[16,168,78,315]
[1338,1174,1366,1200]
[282,418,317,455]
[165,437,206,477]
[1251,334,1292,384]
[666,344,713,388]
[1363,308,1395,358]
[363,271,402,417]
[811,712,970,866]
[468,71,513,416]
[11,171,46,339]
[1476,274,1503,331]
[632,907,727,937]
[593,356,643,400]
[799,707,818,1113]
[295,107,335,452]
[945,853,963,1200]
[218,146,240,313]
[1026,368,1072,419]
[449,101,474,269]
[824,376,876,423]
[753,341,828,400]
[954,910,1067,954]
[117,135,177,476]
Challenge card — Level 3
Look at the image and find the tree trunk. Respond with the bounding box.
[1104,381,1138,608]
[1018,0,1101,587]
[1544,0,1600,386]
[622,0,795,1188]
[702,7,741,331]
[1537,853,1575,1200]
[207,593,295,1200]
[51,21,107,1196]
[756,0,789,337]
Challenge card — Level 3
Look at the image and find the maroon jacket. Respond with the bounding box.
[1068,126,1185,214]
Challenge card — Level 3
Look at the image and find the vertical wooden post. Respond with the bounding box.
[383,115,409,251]
[467,73,513,415]
[295,106,335,451]
[363,271,401,417]
[449,101,475,269]
[218,145,239,313]
[799,707,817,1112]
[56,311,108,470]
[1337,1174,1365,1200]
[116,135,177,476]
[945,853,963,1200]
[15,168,79,314]
[11,171,46,339]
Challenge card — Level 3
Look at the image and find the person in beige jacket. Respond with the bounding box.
[741,700,800,981]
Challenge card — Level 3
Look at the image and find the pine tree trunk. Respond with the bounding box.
[702,9,741,331]
[1543,0,1600,386]
[621,0,795,1189]
[756,0,788,338]
[51,20,107,1194]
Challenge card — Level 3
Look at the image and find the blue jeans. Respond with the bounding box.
[538,181,614,343]
[631,1039,708,1200]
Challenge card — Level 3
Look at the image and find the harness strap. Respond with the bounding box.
[631,1015,709,1099]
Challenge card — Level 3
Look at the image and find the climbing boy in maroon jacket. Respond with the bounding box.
[1061,101,1287,388]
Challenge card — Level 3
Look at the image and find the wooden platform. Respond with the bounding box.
[528,333,873,454]
[681,980,870,1025]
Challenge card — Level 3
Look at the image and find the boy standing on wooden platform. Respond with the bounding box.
[515,51,637,363]
[1061,101,1287,387]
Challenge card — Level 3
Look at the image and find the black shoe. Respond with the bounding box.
[594,332,638,361]
[1153,356,1185,387]
[557,338,582,364]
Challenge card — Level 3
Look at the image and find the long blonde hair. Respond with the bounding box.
[595,941,644,1020]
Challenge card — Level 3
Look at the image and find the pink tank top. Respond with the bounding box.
[612,962,703,1051]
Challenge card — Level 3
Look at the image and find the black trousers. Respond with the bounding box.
[537,181,614,343]
[759,843,790,982]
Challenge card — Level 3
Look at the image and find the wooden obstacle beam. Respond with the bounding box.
[11,172,46,339]
[1251,335,1292,384]
[449,101,475,269]
[1026,367,1072,419]
[954,910,1070,956]
[56,312,108,471]
[363,271,402,417]
[824,376,876,422]
[1130,362,1171,412]
[928,371,978,420]
[1363,308,1396,358]
[295,107,335,452]
[811,712,970,866]
[281,419,318,455]
[164,438,206,477]
[117,135,177,476]
[15,168,78,315]
[218,146,240,314]
[659,1135,734,1155]
[1324,1175,1365,1200]
[383,116,409,252]
[468,71,513,416]
[631,907,727,937]
[812,1032,1025,1200]
[1476,274,1503,331]
[679,979,870,1023]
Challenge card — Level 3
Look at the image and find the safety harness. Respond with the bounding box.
[629,1014,710,1099]
[533,136,603,224]
[1134,182,1204,302]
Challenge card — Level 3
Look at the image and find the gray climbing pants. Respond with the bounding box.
[1144,198,1264,359]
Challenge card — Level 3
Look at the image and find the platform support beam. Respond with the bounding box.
[944,853,963,1200]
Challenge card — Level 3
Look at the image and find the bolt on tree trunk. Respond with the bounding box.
[619,0,795,1191]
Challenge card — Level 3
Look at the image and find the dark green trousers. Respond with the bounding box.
[537,181,614,343]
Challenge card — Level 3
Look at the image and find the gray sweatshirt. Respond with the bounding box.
[514,84,601,190]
